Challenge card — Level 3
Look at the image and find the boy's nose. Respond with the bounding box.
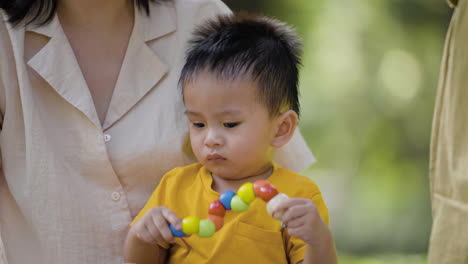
[204,129,223,148]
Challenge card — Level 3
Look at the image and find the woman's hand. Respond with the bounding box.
[131,207,182,244]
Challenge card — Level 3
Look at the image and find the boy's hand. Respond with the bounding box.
[131,207,182,244]
[273,198,330,245]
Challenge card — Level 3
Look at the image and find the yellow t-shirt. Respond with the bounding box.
[131,163,329,264]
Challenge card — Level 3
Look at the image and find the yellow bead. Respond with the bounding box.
[182,216,200,235]
[237,182,255,204]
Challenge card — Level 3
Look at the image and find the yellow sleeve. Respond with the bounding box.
[286,192,330,264]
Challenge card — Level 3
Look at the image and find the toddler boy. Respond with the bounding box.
[124,14,337,264]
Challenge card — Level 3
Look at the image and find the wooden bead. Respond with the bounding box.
[266,193,289,220]
[182,216,200,235]
[230,195,249,212]
[237,182,255,204]
[198,219,216,238]
[175,181,286,239]
[219,190,236,210]
[169,224,186,237]
[207,215,224,231]
[208,200,226,217]
[253,180,279,202]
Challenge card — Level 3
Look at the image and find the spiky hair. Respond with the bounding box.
[179,14,303,117]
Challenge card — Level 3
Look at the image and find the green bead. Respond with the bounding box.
[198,219,216,238]
[237,182,255,204]
[231,195,250,212]
[182,216,200,235]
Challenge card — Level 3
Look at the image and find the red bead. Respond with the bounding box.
[207,215,224,231]
[253,180,278,202]
[208,200,226,217]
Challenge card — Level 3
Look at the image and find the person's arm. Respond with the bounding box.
[123,226,168,264]
[300,230,337,264]
[124,206,181,264]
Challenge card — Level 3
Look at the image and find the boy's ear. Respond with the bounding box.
[271,110,298,148]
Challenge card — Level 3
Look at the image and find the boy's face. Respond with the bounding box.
[184,72,277,180]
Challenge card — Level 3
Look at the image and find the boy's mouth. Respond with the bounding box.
[207,153,226,161]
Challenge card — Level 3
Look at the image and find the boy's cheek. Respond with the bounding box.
[189,130,202,141]
[189,135,203,153]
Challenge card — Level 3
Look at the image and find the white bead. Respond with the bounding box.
[266,193,289,220]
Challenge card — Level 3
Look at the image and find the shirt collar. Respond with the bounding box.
[138,1,177,42]
[199,163,281,196]
[24,14,60,38]
[25,1,177,42]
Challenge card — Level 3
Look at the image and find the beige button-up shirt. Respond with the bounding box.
[0,1,315,263]
[429,0,468,263]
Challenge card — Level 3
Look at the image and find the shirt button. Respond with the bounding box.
[111,191,121,201]
[103,134,111,142]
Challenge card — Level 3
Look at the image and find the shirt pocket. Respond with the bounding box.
[235,221,283,244]
[232,221,288,263]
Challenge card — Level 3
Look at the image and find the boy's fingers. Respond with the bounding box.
[286,227,302,238]
[274,198,309,212]
[161,208,182,229]
[281,204,308,224]
[139,224,158,244]
[137,231,153,244]
[285,217,306,229]
[147,221,166,244]
[152,214,175,243]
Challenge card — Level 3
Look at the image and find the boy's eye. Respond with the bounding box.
[192,123,205,128]
[224,122,240,128]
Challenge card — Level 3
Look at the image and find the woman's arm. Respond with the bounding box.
[123,227,168,264]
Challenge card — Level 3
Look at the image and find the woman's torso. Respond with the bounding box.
[0,1,230,263]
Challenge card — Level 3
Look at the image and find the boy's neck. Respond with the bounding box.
[210,164,274,194]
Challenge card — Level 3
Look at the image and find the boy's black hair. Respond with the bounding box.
[0,0,170,26]
[179,14,302,117]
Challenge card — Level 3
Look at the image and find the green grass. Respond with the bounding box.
[339,253,427,264]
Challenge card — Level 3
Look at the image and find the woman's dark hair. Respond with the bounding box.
[0,0,167,26]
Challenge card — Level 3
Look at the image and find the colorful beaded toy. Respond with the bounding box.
[169,180,289,238]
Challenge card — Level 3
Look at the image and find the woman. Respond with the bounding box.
[0,0,315,263]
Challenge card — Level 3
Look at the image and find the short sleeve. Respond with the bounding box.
[175,0,232,32]
[285,192,329,264]
[192,0,232,25]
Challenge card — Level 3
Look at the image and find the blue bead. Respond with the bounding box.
[170,224,186,237]
[219,190,236,210]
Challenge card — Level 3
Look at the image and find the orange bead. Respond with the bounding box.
[207,215,224,231]
[208,200,226,217]
[253,180,278,202]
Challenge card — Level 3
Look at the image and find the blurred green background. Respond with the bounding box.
[222,0,452,263]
